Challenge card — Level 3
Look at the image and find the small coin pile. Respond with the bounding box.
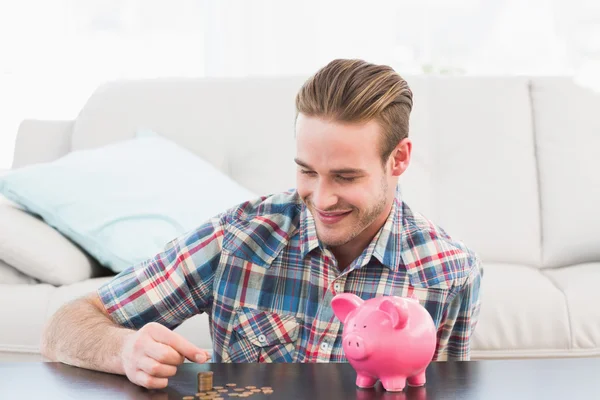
[183,372,274,399]
[198,371,214,392]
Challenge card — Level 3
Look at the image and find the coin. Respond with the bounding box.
[198,371,214,392]
[226,383,237,387]
[261,387,272,390]
[183,397,195,400]
[251,389,261,393]
[245,386,256,389]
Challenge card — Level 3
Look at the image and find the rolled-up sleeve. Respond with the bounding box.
[97,213,226,330]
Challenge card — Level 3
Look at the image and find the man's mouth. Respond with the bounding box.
[316,209,352,224]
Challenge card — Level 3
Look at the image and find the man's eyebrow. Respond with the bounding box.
[294,158,367,174]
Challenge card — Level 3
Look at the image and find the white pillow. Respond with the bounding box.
[0,199,101,285]
[0,259,38,284]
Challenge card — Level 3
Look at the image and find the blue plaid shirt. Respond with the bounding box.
[98,186,482,362]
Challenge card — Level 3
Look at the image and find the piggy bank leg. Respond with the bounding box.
[355,373,378,389]
[380,376,407,392]
[407,370,426,387]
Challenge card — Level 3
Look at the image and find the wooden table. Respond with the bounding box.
[1,358,599,399]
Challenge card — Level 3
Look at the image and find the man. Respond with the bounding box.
[41,59,482,389]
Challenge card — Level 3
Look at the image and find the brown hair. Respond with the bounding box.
[295,59,413,166]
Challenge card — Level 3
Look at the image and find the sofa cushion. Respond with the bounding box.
[401,77,542,268]
[71,77,308,197]
[70,77,542,267]
[4,264,599,361]
[0,282,58,357]
[0,201,99,285]
[471,262,600,359]
[0,259,38,284]
[0,133,257,273]
[0,277,212,359]
[544,263,600,350]
[530,78,600,268]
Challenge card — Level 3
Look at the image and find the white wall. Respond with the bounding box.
[1,0,599,169]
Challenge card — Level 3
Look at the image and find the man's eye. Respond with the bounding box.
[300,170,316,175]
[337,176,356,182]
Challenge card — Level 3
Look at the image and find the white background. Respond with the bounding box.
[1,0,599,169]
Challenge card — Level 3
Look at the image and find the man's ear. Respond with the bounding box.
[331,293,364,323]
[389,138,412,177]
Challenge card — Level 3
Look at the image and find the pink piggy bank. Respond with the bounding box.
[331,293,437,392]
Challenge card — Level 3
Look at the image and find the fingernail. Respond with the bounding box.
[195,353,206,363]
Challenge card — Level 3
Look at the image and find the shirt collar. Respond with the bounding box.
[299,202,322,259]
[299,184,404,271]
[371,184,404,271]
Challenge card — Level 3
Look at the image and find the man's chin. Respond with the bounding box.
[316,231,352,248]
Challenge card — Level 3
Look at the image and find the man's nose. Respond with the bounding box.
[312,181,338,211]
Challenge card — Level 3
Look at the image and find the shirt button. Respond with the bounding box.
[258,334,267,343]
[334,283,341,292]
[320,342,329,351]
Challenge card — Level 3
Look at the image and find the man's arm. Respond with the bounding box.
[41,292,131,374]
[41,292,209,388]
[41,213,226,388]
[434,255,482,361]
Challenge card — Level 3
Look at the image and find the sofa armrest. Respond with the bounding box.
[12,120,74,169]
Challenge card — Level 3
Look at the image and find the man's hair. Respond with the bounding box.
[295,59,413,166]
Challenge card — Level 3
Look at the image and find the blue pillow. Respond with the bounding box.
[0,132,257,273]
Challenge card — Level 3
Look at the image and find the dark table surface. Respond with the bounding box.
[1,358,599,400]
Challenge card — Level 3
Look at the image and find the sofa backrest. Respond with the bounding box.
[18,76,600,268]
[529,77,600,268]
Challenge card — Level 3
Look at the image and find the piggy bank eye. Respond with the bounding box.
[363,325,367,328]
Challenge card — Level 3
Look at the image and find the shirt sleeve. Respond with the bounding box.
[97,213,226,331]
[434,254,482,361]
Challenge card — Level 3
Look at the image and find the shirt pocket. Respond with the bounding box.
[228,306,300,363]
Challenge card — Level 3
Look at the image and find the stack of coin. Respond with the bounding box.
[197,371,214,392]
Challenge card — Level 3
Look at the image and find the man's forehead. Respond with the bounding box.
[295,116,382,170]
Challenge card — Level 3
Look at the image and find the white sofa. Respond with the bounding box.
[1,75,599,362]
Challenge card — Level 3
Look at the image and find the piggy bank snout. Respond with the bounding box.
[344,333,368,360]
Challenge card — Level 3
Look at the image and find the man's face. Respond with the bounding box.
[295,114,394,249]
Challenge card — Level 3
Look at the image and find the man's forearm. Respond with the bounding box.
[41,296,133,375]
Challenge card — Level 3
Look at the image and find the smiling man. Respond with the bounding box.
[41,59,482,389]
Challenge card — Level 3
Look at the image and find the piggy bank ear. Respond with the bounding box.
[378,298,409,329]
[331,293,364,323]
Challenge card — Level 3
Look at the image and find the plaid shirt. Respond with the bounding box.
[98,185,482,363]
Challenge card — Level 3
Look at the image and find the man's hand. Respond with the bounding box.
[121,322,210,389]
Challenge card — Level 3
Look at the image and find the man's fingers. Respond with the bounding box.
[149,324,208,363]
[138,357,178,378]
[145,341,185,366]
[134,369,169,389]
